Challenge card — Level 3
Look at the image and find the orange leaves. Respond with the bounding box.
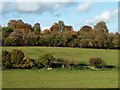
[70,30,75,35]
[8,19,32,31]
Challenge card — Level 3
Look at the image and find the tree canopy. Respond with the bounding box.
[2,19,120,49]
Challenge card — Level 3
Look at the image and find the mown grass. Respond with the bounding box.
[2,47,119,88]
[2,46,118,67]
[2,69,118,88]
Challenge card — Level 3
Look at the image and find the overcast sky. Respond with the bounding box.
[0,0,119,33]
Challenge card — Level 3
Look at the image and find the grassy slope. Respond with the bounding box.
[2,47,119,88]
[2,47,118,66]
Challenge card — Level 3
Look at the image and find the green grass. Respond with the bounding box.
[2,46,118,67]
[2,46,119,88]
[2,69,118,88]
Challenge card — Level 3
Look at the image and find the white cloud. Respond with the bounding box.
[82,8,118,25]
[2,2,76,14]
[76,2,96,12]
[17,3,39,12]
[42,26,50,30]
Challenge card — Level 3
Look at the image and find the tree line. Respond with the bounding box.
[1,20,120,49]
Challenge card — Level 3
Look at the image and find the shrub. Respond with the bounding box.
[37,53,55,68]
[2,50,11,62]
[11,49,25,65]
[12,64,22,69]
[21,56,36,69]
[89,58,104,68]
[2,50,12,68]
[63,58,79,68]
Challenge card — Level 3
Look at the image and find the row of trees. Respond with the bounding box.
[1,20,120,49]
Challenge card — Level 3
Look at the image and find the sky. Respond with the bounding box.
[0,0,119,33]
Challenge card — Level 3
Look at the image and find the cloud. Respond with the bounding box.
[42,26,50,30]
[76,2,96,12]
[1,1,76,15]
[82,8,118,25]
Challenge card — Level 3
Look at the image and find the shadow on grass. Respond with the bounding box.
[78,64,116,69]
[104,65,116,68]
[78,64,88,66]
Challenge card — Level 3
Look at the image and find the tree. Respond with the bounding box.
[42,29,50,34]
[16,20,24,29]
[50,23,59,32]
[23,23,32,30]
[58,20,64,31]
[50,21,73,32]
[8,20,17,28]
[94,31,107,42]
[93,21,109,48]
[8,31,23,46]
[79,39,89,48]
[8,19,32,31]
[22,32,40,46]
[68,38,79,47]
[94,21,109,34]
[61,31,72,46]
[107,33,114,41]
[33,23,41,34]
[112,32,120,48]
[64,26,73,31]
[79,26,93,40]
[80,25,92,32]
[2,27,13,39]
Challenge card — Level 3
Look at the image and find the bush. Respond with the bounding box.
[63,58,79,68]
[11,49,25,65]
[89,58,104,68]
[37,53,55,68]
[2,50,11,62]
[21,56,36,69]
[2,50,12,68]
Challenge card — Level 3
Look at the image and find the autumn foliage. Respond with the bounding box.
[1,20,120,49]
[89,58,104,68]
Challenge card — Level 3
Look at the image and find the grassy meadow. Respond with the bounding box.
[2,69,118,88]
[2,47,119,88]
[2,47,118,66]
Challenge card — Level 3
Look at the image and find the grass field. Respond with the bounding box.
[2,46,118,66]
[2,69,118,88]
[2,47,119,88]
